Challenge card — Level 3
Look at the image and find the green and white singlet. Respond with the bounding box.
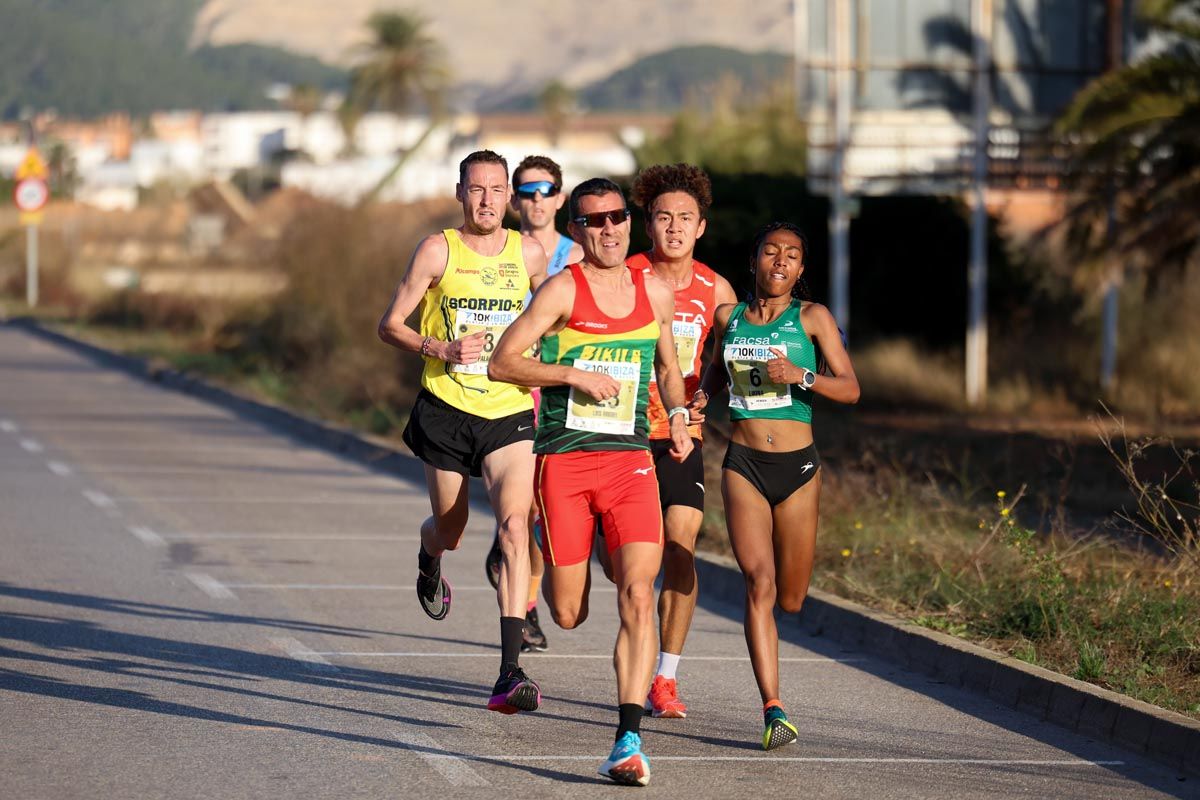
[722,299,817,423]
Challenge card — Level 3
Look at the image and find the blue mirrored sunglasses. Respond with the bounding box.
[515,180,561,199]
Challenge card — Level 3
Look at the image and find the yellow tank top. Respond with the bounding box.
[419,228,533,419]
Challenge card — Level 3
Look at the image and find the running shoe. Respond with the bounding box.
[485,529,502,590]
[487,666,541,714]
[416,554,450,621]
[762,705,798,751]
[598,731,651,786]
[645,675,687,718]
[521,607,548,652]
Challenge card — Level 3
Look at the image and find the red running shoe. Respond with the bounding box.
[645,675,687,718]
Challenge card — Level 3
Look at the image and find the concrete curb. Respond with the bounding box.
[695,551,1200,777]
[9,317,1198,779]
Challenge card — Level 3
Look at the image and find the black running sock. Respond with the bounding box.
[418,544,437,575]
[616,703,642,740]
[500,616,524,672]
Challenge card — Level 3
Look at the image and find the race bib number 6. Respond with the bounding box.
[725,343,791,411]
[566,359,641,434]
[450,309,516,374]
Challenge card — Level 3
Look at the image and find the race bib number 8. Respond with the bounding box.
[566,359,641,435]
[672,320,702,377]
[725,343,791,411]
[450,309,515,374]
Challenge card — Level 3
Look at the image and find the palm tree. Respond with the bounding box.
[1055,0,1200,284]
[538,80,577,147]
[284,83,323,159]
[348,11,450,202]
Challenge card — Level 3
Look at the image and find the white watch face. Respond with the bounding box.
[803,370,815,387]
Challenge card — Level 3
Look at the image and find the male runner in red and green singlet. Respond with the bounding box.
[489,178,694,787]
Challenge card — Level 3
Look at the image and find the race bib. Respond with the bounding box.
[672,320,702,377]
[724,343,791,411]
[566,359,641,435]
[450,309,515,374]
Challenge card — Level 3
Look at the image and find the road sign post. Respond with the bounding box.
[14,148,49,308]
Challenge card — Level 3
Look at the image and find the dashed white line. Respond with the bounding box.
[186,572,237,600]
[159,533,423,542]
[128,525,167,547]
[446,755,1124,767]
[270,637,339,672]
[47,461,73,477]
[393,729,489,786]
[19,438,44,453]
[222,583,615,593]
[0,420,16,433]
[82,489,115,509]
[312,652,860,662]
[108,496,427,506]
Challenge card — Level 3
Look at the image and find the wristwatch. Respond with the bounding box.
[800,368,816,390]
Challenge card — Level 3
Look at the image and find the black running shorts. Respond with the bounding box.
[649,437,705,511]
[722,441,820,506]
[402,390,535,477]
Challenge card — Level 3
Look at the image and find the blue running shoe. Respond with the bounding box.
[599,731,650,786]
[762,705,798,751]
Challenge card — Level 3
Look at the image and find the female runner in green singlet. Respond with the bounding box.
[698,221,860,750]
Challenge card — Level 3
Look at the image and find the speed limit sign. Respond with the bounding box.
[15,178,49,213]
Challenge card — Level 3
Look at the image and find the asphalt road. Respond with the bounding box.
[0,324,1193,799]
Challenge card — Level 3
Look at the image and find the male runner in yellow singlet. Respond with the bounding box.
[377,149,548,714]
[483,155,583,653]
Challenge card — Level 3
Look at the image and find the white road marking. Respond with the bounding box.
[48,444,307,454]
[0,420,17,433]
[47,461,73,477]
[19,438,44,453]
[222,583,616,592]
[393,729,489,786]
[82,489,115,509]
[128,525,167,547]
[270,637,338,672]
[100,496,426,506]
[159,533,426,542]
[186,572,237,600]
[312,652,860,663]
[449,755,1124,767]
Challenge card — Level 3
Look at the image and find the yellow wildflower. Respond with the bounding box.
[840,548,852,558]
[997,490,1007,499]
[1000,508,1010,517]
[854,521,864,530]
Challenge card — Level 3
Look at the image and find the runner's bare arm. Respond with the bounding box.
[646,274,694,462]
[489,272,621,400]
[800,302,860,404]
[697,303,735,403]
[522,235,550,292]
[685,275,740,418]
[376,234,486,364]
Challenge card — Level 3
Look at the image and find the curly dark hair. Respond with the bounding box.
[748,221,813,302]
[630,163,713,216]
[513,155,563,188]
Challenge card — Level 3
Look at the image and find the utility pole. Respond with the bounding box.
[1100,0,1127,392]
[828,0,852,334]
[965,0,992,408]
